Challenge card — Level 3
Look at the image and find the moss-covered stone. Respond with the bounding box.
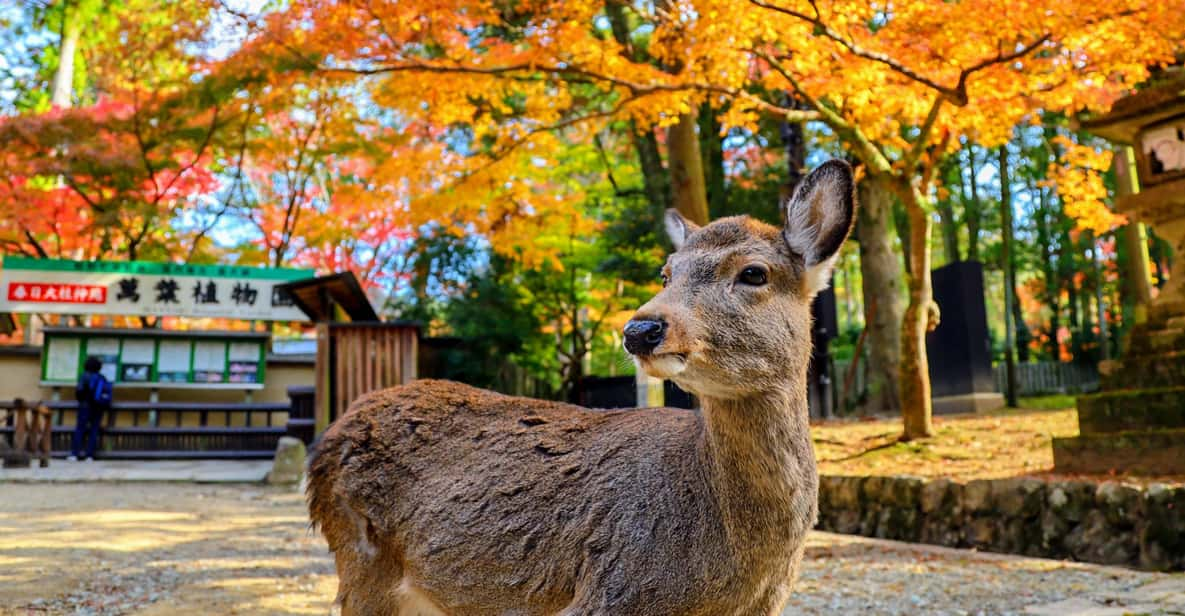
[994,478,1045,519]
[816,474,1185,572]
[1053,429,1185,475]
[1076,387,1185,434]
[1099,351,1185,390]
[1125,323,1185,355]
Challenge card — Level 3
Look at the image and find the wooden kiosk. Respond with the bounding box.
[277,272,419,437]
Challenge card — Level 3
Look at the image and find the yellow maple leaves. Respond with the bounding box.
[1045,135,1125,234]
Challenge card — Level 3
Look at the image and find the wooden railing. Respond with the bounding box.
[0,398,296,459]
[992,361,1100,396]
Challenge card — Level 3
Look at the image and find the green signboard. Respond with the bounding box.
[1,256,314,321]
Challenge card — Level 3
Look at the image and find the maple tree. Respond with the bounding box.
[0,1,236,263]
[234,0,1184,432]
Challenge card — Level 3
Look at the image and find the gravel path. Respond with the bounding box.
[0,483,1178,615]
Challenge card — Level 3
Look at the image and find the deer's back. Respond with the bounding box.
[308,379,763,615]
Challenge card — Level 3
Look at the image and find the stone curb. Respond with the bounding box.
[817,474,1185,571]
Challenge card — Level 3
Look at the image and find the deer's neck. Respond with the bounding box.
[697,385,817,542]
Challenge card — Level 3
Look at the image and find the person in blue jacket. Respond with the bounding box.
[69,357,112,461]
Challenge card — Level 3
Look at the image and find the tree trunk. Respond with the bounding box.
[781,98,807,190]
[999,146,1019,407]
[51,3,83,108]
[667,113,710,226]
[632,127,671,214]
[893,200,912,276]
[603,0,670,217]
[1088,235,1110,361]
[898,183,934,440]
[936,200,960,264]
[1078,256,1095,361]
[965,146,982,263]
[699,104,726,218]
[1035,186,1060,360]
[842,255,854,331]
[856,175,903,415]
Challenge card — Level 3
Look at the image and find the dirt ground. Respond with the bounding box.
[811,402,1185,485]
[1,482,1177,615]
[0,483,335,615]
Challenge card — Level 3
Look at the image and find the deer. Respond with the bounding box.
[307,159,856,615]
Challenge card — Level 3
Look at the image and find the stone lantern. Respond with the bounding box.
[1054,76,1185,474]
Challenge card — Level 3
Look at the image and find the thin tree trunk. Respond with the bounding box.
[1064,236,1082,361]
[899,182,934,440]
[1068,280,1083,357]
[1088,234,1110,361]
[781,97,807,190]
[893,200,912,276]
[965,146,982,263]
[603,0,670,217]
[1078,256,1095,361]
[936,155,960,264]
[667,113,710,226]
[632,128,670,213]
[51,3,82,108]
[1035,186,1060,360]
[936,200,960,264]
[699,104,726,217]
[856,175,903,416]
[999,146,1018,407]
[842,254,854,331]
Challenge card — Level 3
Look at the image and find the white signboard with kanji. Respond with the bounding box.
[0,257,314,321]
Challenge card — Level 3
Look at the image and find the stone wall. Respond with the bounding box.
[817,474,1185,571]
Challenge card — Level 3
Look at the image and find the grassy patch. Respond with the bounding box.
[1018,395,1077,410]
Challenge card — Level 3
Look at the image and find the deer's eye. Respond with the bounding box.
[737,265,768,286]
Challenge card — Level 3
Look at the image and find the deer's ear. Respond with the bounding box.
[782,159,856,295]
[664,209,700,251]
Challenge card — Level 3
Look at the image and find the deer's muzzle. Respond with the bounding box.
[623,319,667,356]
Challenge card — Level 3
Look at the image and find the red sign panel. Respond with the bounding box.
[7,282,107,304]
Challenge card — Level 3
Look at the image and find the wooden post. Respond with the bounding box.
[314,322,332,435]
[13,401,28,454]
[36,405,52,466]
[1115,147,1154,325]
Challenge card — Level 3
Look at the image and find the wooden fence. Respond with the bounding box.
[315,322,418,433]
[833,358,1097,412]
[993,361,1099,396]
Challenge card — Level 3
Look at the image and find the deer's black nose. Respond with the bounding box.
[624,319,667,355]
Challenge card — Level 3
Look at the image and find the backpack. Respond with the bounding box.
[91,373,113,406]
[75,372,113,407]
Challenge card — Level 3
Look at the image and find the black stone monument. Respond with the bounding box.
[808,281,838,418]
[926,260,1004,414]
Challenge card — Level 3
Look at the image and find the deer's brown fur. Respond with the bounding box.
[308,160,857,615]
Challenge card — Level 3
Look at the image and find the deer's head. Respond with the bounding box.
[625,160,856,400]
